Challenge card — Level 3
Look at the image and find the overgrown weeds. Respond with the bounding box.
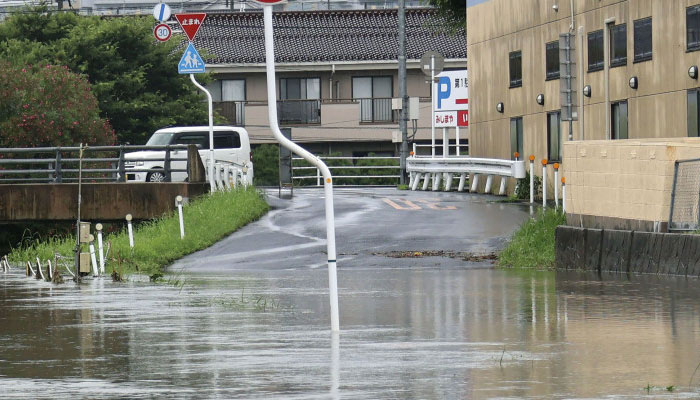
[499,208,566,269]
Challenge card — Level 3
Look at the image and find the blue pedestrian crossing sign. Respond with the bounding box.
[178,43,205,74]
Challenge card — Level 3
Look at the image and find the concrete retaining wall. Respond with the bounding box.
[555,226,700,277]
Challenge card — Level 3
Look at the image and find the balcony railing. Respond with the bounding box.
[359,98,394,123]
[214,101,245,126]
[277,99,321,125]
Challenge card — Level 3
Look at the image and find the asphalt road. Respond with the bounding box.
[173,187,531,272]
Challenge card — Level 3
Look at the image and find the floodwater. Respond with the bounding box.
[1,267,699,399]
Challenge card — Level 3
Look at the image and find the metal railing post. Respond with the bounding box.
[118,146,126,182]
[55,148,62,183]
[164,146,172,182]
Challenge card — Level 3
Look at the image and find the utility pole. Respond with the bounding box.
[398,0,408,184]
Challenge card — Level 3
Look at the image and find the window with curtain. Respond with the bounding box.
[280,78,321,100]
[588,29,604,72]
[510,117,523,159]
[612,101,628,140]
[547,111,561,162]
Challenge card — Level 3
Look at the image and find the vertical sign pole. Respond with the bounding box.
[431,56,436,158]
[263,5,339,332]
[189,74,216,192]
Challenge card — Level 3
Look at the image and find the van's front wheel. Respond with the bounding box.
[147,170,167,182]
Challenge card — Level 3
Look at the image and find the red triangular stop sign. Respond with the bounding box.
[175,13,207,41]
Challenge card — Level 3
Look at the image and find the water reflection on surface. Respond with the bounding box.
[1,268,699,399]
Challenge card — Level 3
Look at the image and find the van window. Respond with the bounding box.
[214,133,241,149]
[146,133,175,146]
[174,134,208,148]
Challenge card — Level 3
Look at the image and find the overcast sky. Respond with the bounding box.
[467,0,491,6]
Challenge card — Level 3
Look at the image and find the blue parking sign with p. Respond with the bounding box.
[178,43,205,74]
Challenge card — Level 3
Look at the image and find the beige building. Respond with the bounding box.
[467,0,700,173]
[194,9,466,156]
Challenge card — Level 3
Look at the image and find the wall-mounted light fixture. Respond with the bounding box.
[629,76,638,90]
[690,65,699,80]
[583,85,592,97]
[496,102,504,113]
[536,94,545,105]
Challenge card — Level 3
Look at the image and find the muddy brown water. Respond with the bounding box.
[1,267,699,399]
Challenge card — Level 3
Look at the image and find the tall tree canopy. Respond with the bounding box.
[0,8,212,144]
[425,0,467,31]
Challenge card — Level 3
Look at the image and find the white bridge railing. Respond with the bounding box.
[205,160,251,192]
[406,156,526,194]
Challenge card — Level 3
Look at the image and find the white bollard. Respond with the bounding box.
[542,160,548,208]
[458,173,466,192]
[445,173,453,191]
[485,175,494,194]
[96,223,105,275]
[36,258,45,280]
[499,176,507,195]
[553,163,560,209]
[176,195,185,239]
[126,214,134,248]
[47,260,53,280]
[529,156,534,204]
[470,174,480,192]
[411,172,421,191]
[88,235,99,276]
[432,172,442,191]
[562,178,567,213]
[422,173,431,191]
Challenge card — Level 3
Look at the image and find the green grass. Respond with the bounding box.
[9,187,269,277]
[499,208,566,269]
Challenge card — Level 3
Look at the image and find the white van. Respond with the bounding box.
[124,126,253,184]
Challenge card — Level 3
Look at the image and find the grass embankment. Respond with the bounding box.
[9,187,269,277]
[499,208,566,269]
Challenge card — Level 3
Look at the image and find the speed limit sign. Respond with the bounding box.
[153,23,172,42]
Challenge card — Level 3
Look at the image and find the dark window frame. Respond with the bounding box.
[545,41,560,81]
[633,17,653,63]
[688,89,700,137]
[547,111,562,162]
[588,29,604,72]
[688,5,700,52]
[279,77,321,100]
[510,117,523,159]
[611,100,629,140]
[509,50,522,88]
[610,23,627,68]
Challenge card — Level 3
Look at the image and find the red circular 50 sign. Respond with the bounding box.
[153,23,172,42]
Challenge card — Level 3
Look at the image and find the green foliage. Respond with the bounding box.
[293,152,399,186]
[515,171,542,200]
[0,63,115,147]
[8,188,269,276]
[423,0,466,31]
[0,7,212,144]
[252,144,279,186]
[499,208,566,269]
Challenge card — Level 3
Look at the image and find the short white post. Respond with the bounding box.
[553,163,560,209]
[445,173,453,191]
[542,160,548,208]
[422,173,431,190]
[126,214,134,248]
[47,260,53,280]
[412,142,417,156]
[442,127,448,157]
[485,175,494,194]
[176,195,185,239]
[96,223,105,274]
[562,177,567,213]
[456,126,460,156]
[458,173,466,192]
[233,167,239,189]
[88,235,99,276]
[36,258,45,280]
[432,171,442,191]
[470,174,479,192]
[411,172,421,190]
[529,156,534,204]
[499,176,507,195]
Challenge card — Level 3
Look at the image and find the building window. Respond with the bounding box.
[205,79,245,102]
[280,78,320,100]
[610,24,627,67]
[545,41,560,80]
[509,51,522,88]
[688,5,700,52]
[634,17,652,62]
[688,89,700,137]
[547,111,561,162]
[510,117,523,159]
[611,101,628,140]
[588,29,604,72]
[352,76,393,122]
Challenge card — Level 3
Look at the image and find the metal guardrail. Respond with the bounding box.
[0,145,190,184]
[406,156,526,193]
[292,156,400,186]
[206,160,251,191]
[278,99,321,125]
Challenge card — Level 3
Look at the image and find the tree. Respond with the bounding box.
[424,0,467,31]
[0,8,213,145]
[0,63,115,147]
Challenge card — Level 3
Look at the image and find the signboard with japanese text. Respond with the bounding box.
[175,13,207,41]
[433,69,468,127]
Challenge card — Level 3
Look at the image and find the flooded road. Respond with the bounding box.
[2,189,700,398]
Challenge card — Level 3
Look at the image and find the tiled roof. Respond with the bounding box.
[192,8,466,65]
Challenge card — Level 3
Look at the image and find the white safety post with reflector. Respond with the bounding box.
[126,214,134,248]
[562,177,567,213]
[553,163,560,209]
[88,235,99,276]
[96,223,105,274]
[262,4,339,332]
[529,155,535,204]
[176,195,185,239]
[542,160,548,208]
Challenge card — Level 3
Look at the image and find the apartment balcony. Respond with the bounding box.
[277,99,321,125]
[359,98,395,123]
